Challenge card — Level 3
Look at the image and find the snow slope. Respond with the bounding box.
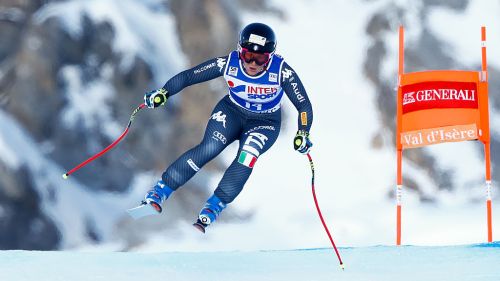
[0,243,499,281]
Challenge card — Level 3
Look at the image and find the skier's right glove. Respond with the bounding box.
[293,130,313,154]
[144,88,168,108]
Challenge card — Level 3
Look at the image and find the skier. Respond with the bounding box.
[141,22,313,232]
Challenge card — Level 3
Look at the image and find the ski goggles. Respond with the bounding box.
[239,48,271,66]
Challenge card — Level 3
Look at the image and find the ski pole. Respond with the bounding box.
[62,103,146,179]
[306,153,344,270]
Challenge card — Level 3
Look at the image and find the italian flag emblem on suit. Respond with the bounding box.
[238,151,257,168]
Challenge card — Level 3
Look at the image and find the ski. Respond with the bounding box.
[126,202,160,220]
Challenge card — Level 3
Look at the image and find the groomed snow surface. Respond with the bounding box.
[0,243,499,281]
[1,2,499,281]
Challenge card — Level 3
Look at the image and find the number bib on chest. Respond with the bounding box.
[223,51,285,113]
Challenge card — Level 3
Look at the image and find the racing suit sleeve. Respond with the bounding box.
[280,61,313,133]
[161,56,228,97]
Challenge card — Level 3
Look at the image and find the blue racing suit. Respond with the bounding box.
[158,51,313,204]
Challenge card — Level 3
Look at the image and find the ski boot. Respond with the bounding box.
[193,194,227,233]
[143,180,174,213]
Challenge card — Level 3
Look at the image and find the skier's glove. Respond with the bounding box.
[144,88,168,108]
[293,130,313,154]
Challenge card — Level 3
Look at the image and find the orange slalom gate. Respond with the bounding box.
[395,26,493,245]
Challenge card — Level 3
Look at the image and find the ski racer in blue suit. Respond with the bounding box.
[142,22,313,232]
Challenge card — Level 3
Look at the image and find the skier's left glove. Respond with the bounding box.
[144,88,168,108]
[293,130,313,154]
